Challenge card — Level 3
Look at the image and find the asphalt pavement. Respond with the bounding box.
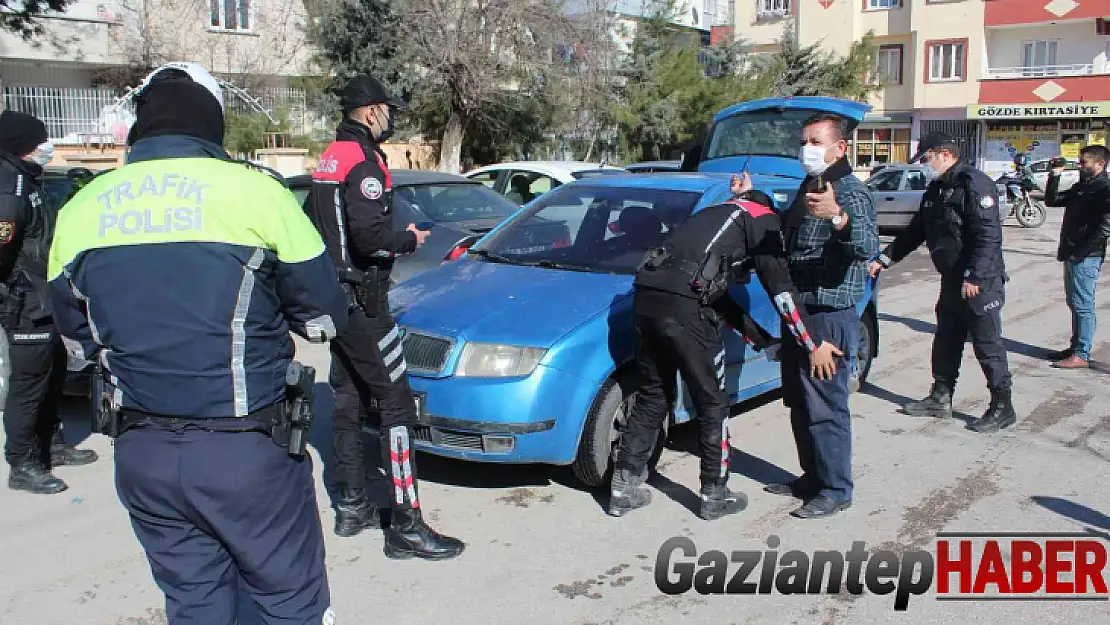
[1,206,1107,624]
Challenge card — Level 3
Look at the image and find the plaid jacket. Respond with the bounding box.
[785,162,880,310]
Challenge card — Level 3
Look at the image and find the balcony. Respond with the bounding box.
[983,63,1110,80]
[985,0,1110,27]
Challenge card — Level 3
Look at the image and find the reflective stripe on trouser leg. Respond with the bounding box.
[720,420,729,479]
[379,325,408,383]
[388,425,419,508]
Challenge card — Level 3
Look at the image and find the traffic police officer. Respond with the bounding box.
[47,63,348,624]
[0,110,98,495]
[609,178,843,520]
[304,74,465,559]
[869,131,1016,433]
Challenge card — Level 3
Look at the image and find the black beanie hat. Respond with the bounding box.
[131,79,224,146]
[0,110,49,157]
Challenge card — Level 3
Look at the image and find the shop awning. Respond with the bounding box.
[862,112,913,123]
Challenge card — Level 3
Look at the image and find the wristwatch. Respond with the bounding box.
[831,211,846,228]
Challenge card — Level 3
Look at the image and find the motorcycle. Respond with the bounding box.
[994,169,1047,228]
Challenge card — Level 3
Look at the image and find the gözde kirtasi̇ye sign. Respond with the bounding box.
[967,102,1110,120]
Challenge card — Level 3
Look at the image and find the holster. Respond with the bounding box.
[273,361,316,457]
[339,266,380,318]
[90,363,123,438]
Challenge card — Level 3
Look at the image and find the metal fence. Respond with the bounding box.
[2,84,318,144]
[2,85,125,144]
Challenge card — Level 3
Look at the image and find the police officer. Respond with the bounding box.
[609,177,843,520]
[0,110,98,495]
[869,131,1016,433]
[304,74,464,559]
[47,63,348,624]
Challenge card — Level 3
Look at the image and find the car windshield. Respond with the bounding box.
[471,185,702,274]
[571,169,626,179]
[394,183,518,222]
[704,109,820,161]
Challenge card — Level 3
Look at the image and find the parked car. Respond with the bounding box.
[624,160,682,173]
[465,161,627,205]
[387,170,880,487]
[287,169,522,285]
[1027,157,1079,194]
[864,164,933,231]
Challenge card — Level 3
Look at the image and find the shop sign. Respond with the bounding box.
[967,102,1110,119]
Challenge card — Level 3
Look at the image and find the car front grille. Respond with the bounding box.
[401,330,454,374]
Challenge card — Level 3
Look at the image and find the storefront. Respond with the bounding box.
[847,113,914,171]
[967,101,1110,179]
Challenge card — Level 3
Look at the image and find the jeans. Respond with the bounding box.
[780,307,858,502]
[1063,256,1103,361]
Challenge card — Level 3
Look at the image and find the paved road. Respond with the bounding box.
[2,208,1107,624]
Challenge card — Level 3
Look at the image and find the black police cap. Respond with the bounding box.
[339,75,408,113]
[909,131,958,163]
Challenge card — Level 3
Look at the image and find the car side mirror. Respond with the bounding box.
[679,145,701,172]
[66,167,94,183]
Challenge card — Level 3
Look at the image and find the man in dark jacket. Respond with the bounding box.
[609,181,841,521]
[0,110,97,495]
[1043,145,1110,369]
[869,131,1015,433]
[304,74,464,560]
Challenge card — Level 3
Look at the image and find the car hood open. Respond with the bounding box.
[390,258,633,348]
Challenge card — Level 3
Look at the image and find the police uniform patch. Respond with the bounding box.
[980,196,995,209]
[361,177,383,200]
[0,220,13,244]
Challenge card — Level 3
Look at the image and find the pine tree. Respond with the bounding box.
[1,1,73,39]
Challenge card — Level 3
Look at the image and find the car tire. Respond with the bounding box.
[572,376,668,488]
[850,308,877,393]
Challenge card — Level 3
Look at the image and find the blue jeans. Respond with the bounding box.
[1064,256,1103,360]
[780,307,859,502]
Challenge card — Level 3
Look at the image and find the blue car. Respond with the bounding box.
[388,97,880,487]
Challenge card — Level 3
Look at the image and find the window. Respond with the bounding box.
[905,170,929,191]
[1022,40,1058,76]
[866,169,903,192]
[867,0,901,9]
[928,41,966,82]
[393,184,518,223]
[757,0,790,19]
[875,45,903,85]
[210,0,251,32]
[468,171,500,189]
[853,128,911,168]
[503,172,559,205]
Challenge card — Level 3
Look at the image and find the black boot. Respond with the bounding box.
[380,425,464,560]
[607,467,651,517]
[9,457,68,494]
[333,486,380,538]
[969,388,1017,433]
[902,381,953,418]
[50,428,98,467]
[698,480,748,521]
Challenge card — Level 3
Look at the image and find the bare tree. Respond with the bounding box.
[398,0,614,173]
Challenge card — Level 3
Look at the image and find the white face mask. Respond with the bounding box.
[27,141,54,167]
[799,144,831,176]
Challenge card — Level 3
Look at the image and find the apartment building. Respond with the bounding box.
[0,0,314,148]
[726,0,1110,176]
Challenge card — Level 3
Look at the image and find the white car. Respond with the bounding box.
[465,161,628,205]
[1027,157,1080,194]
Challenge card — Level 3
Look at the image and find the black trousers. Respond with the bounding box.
[329,307,421,508]
[933,277,1012,392]
[3,335,66,468]
[614,289,731,486]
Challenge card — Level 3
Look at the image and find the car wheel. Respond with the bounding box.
[850,308,877,393]
[572,376,668,488]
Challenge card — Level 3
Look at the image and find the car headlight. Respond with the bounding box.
[455,342,547,377]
